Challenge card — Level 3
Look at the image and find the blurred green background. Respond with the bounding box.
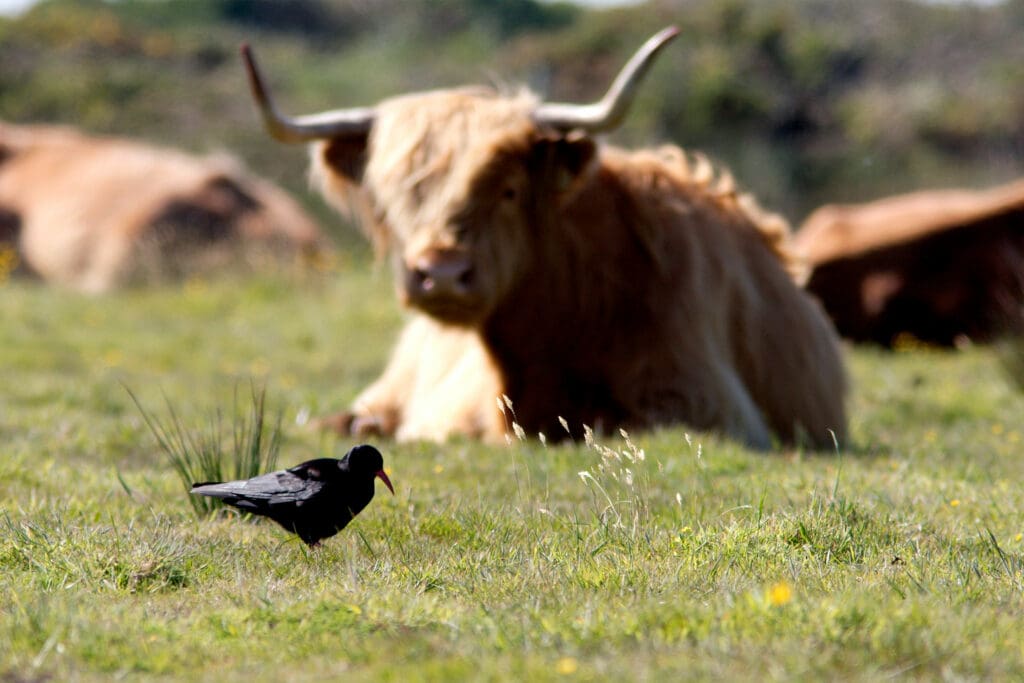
[2,0,1023,249]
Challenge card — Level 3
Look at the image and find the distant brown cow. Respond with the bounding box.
[0,121,325,292]
[247,28,847,449]
[796,179,1024,347]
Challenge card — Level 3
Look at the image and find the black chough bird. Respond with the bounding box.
[190,444,394,547]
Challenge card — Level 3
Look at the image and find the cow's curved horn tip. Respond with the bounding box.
[660,26,681,40]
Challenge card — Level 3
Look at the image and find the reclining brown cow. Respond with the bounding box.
[246,28,847,449]
[796,178,1024,347]
[0,122,325,292]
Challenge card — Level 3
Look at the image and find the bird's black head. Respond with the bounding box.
[344,444,384,472]
[342,444,394,494]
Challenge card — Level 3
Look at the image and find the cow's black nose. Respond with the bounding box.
[410,251,474,296]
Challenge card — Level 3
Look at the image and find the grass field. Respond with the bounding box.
[3,263,1024,681]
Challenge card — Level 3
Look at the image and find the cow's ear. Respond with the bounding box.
[535,134,597,202]
[320,133,370,183]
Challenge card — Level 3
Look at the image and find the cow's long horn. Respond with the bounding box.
[241,44,375,143]
[533,26,680,134]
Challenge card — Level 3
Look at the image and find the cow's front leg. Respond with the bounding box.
[311,316,434,438]
[311,402,400,438]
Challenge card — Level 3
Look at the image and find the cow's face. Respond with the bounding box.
[245,28,677,323]
[317,90,596,326]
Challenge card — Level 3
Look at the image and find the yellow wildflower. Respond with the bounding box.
[0,245,19,282]
[767,581,793,606]
[556,657,579,675]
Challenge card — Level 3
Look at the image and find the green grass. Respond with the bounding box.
[128,381,284,517]
[3,264,1024,681]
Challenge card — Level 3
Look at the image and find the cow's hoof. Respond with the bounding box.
[309,411,356,435]
[309,411,386,437]
[349,415,385,437]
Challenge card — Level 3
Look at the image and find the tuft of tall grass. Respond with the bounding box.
[497,391,660,544]
[125,383,283,517]
[576,426,653,539]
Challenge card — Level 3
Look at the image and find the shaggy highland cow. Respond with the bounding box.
[246,28,847,449]
[0,122,325,292]
[796,179,1024,347]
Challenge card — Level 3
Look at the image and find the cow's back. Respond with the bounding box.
[796,180,1024,346]
[621,145,846,447]
[516,145,847,448]
[0,122,325,292]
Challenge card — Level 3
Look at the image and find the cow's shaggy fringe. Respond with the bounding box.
[311,88,540,257]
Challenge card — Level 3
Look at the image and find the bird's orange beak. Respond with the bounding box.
[376,469,395,495]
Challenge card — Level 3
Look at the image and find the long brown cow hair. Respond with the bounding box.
[246,30,847,449]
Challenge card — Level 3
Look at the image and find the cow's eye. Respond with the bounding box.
[502,185,518,201]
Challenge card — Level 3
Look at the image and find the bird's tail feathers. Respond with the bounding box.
[190,481,241,497]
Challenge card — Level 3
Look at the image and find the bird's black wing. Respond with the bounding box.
[191,468,324,510]
[285,458,345,481]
